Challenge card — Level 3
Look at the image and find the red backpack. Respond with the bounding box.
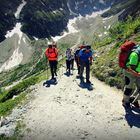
[119,41,136,69]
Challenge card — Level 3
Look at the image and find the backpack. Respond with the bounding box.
[74,49,80,58]
[45,48,57,58]
[119,41,136,69]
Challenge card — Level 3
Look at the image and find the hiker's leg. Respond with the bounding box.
[85,62,90,81]
[80,62,84,78]
[76,60,80,74]
[67,60,71,73]
[71,59,74,69]
[49,61,54,79]
[129,77,140,108]
[78,65,80,75]
[133,77,140,100]
[55,61,58,72]
[66,60,69,71]
[123,70,135,104]
[54,60,57,76]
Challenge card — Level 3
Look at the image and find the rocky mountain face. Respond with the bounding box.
[0,0,133,42]
[0,0,22,42]
[101,0,140,20]
[118,0,140,20]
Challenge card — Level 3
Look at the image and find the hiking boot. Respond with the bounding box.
[86,80,91,84]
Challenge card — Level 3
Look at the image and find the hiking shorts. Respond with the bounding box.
[123,70,140,89]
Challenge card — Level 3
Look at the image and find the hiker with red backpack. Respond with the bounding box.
[74,45,86,77]
[119,40,140,108]
[45,43,58,80]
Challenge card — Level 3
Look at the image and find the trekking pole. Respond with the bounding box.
[132,93,140,104]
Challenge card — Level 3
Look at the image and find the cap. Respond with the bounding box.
[86,45,91,49]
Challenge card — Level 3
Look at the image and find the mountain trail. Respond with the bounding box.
[21,66,140,140]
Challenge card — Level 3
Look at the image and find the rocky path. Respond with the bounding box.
[20,67,140,140]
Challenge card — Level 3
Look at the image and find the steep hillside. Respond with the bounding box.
[0,0,128,42]
[101,0,140,20]
[92,16,140,89]
[0,0,22,42]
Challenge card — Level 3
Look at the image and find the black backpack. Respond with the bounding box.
[74,49,80,59]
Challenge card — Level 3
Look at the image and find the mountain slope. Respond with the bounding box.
[0,0,22,42]
[0,0,128,41]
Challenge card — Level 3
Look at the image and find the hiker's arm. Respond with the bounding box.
[55,48,58,59]
[77,57,80,66]
[45,49,49,58]
[126,65,140,77]
[89,51,93,65]
[89,57,92,65]
[45,51,48,61]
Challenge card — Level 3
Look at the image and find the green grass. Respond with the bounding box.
[0,92,27,117]
[0,42,67,117]
[92,16,140,89]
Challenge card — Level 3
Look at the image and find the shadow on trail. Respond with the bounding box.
[64,72,73,77]
[79,80,94,91]
[43,78,57,87]
[124,106,140,128]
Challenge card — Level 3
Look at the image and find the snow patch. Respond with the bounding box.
[52,17,78,42]
[40,0,46,7]
[23,37,26,43]
[34,37,39,41]
[98,34,103,37]
[107,25,111,30]
[5,23,23,45]
[102,16,113,21]
[0,47,23,72]
[52,8,111,42]
[93,6,97,10]
[67,1,78,16]
[104,31,108,35]
[52,10,57,14]
[85,8,110,19]
[99,0,105,4]
[14,0,27,19]
[1,0,27,72]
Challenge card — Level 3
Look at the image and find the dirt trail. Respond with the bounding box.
[22,66,140,140]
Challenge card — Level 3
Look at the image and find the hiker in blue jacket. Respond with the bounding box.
[78,45,93,84]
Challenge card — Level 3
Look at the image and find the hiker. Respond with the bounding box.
[74,45,86,76]
[78,45,93,84]
[45,43,58,80]
[120,40,140,108]
[71,50,74,70]
[66,48,73,75]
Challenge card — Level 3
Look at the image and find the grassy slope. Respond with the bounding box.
[0,18,73,116]
[91,16,140,89]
